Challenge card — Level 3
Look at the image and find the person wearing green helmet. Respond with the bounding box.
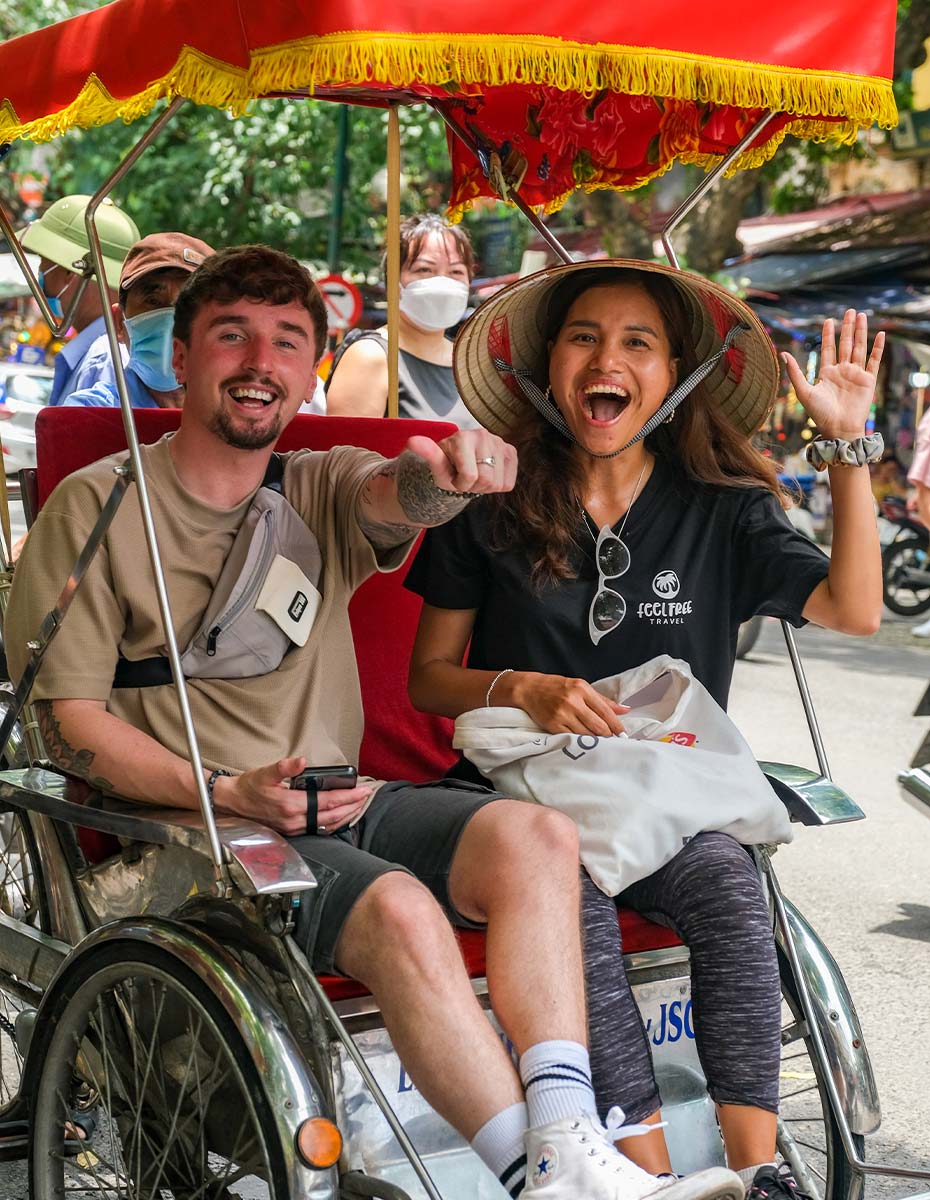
[20,194,140,406]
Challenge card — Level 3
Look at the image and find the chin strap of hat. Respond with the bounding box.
[494,322,747,459]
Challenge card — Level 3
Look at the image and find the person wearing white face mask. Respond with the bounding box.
[325,213,480,427]
[63,232,214,410]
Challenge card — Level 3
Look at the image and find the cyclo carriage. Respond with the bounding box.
[0,2,922,1197]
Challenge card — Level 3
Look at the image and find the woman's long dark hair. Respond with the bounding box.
[487,269,785,587]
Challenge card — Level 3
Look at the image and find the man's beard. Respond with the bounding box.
[209,406,283,450]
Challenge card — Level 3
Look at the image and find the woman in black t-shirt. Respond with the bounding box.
[406,260,884,1200]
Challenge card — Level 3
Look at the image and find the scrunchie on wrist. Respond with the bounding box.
[804,433,884,472]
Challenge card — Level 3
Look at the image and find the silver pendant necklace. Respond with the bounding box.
[580,457,649,549]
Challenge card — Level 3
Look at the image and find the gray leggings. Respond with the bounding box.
[583,832,782,1123]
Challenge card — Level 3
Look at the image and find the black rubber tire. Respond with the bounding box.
[0,808,47,1121]
[778,948,863,1200]
[28,938,289,1200]
[882,535,930,616]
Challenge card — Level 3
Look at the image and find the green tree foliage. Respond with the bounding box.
[44,100,454,272]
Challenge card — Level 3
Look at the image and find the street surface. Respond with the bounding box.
[0,489,928,1197]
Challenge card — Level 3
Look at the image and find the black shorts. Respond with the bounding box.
[290,778,503,973]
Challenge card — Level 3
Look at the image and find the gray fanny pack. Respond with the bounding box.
[114,454,323,688]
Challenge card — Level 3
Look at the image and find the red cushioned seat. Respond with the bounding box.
[32,408,681,977]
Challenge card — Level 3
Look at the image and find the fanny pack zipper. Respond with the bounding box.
[205,509,276,656]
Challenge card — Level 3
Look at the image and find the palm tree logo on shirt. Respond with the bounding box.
[652,570,681,599]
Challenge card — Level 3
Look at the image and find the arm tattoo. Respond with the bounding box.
[34,700,114,792]
[358,452,471,549]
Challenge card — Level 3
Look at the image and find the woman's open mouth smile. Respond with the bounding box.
[580,382,631,427]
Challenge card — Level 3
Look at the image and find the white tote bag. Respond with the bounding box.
[453,655,791,895]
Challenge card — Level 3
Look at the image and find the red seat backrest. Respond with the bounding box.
[34,407,458,784]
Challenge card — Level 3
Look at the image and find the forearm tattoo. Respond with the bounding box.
[34,700,114,791]
[358,452,472,548]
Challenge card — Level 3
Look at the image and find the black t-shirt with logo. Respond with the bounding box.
[404,453,830,709]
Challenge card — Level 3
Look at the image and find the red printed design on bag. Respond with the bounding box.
[660,731,697,747]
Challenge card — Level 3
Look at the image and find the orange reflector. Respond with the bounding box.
[296,1116,342,1169]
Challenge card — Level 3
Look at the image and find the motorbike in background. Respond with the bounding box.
[879,495,930,617]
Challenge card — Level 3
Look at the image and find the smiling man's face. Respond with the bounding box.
[172,297,319,450]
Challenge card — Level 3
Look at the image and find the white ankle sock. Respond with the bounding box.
[471,1102,528,1198]
[519,1039,598,1129]
[736,1162,776,1193]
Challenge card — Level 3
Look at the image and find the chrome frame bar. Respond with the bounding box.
[0,151,94,338]
[0,221,93,338]
[79,97,227,891]
[767,857,930,1184]
[781,622,832,780]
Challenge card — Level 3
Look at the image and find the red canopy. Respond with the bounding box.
[0,0,898,216]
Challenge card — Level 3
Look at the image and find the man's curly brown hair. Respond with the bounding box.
[173,244,327,360]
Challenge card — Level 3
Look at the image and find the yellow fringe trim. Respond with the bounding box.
[0,30,896,145]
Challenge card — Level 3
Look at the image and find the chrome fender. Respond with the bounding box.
[31,916,337,1200]
[777,898,881,1136]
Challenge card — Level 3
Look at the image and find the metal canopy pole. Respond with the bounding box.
[81,97,228,892]
[386,105,401,418]
[659,111,778,269]
[327,105,351,272]
[0,158,93,339]
[434,107,575,266]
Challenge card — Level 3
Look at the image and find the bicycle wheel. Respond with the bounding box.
[777,951,863,1200]
[30,940,288,1199]
[0,808,47,1116]
[882,536,930,616]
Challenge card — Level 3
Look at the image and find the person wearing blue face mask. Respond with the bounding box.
[20,194,140,406]
[63,232,215,410]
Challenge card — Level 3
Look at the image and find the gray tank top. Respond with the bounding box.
[400,349,479,429]
[326,330,479,429]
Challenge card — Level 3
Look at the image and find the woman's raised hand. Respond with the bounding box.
[520,673,628,737]
[781,310,884,441]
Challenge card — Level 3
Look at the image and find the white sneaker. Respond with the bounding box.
[520,1108,744,1200]
[913,616,930,637]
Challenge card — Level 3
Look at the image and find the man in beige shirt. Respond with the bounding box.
[6,245,738,1200]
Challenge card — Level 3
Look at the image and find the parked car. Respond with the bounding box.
[0,361,55,475]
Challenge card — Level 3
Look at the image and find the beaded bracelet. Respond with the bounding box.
[436,486,483,499]
[206,767,232,806]
[804,433,884,472]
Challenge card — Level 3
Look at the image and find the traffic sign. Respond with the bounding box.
[317,273,363,334]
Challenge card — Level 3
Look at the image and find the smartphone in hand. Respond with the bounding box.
[290,765,358,791]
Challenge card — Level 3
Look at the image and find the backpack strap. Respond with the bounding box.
[113,454,284,689]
